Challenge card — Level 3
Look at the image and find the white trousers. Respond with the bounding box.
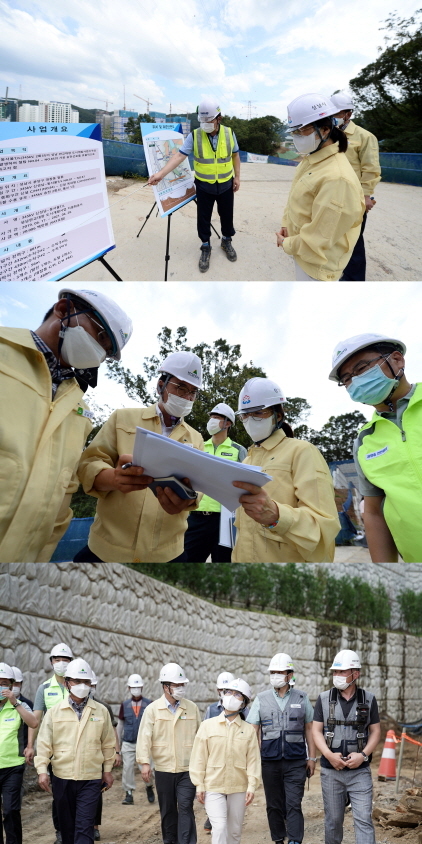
[205,792,246,844]
[121,740,154,791]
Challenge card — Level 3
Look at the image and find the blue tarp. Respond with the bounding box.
[379,152,422,187]
[50,518,94,562]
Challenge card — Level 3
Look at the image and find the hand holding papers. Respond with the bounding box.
[133,427,272,513]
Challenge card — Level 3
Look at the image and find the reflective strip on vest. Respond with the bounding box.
[0,700,25,768]
[320,688,373,755]
[199,439,241,512]
[258,688,307,760]
[43,677,67,710]
[193,126,235,184]
[122,697,151,743]
[356,383,422,563]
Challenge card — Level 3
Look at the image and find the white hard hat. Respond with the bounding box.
[159,663,189,684]
[229,678,252,704]
[128,674,143,687]
[268,653,295,672]
[65,658,92,681]
[58,288,133,361]
[330,649,361,670]
[90,671,97,685]
[12,667,23,683]
[330,92,355,112]
[329,334,406,382]
[49,643,74,659]
[209,403,235,424]
[287,93,338,130]
[198,97,221,122]
[158,352,203,389]
[216,671,235,689]
[0,662,15,680]
[236,377,286,414]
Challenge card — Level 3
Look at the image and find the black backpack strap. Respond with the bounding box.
[325,687,338,749]
[355,687,370,752]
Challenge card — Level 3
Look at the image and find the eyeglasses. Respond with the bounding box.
[338,355,387,387]
[225,689,244,700]
[168,381,199,399]
[239,409,272,421]
[86,313,114,355]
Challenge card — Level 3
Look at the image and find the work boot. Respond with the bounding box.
[204,817,212,832]
[146,785,155,803]
[221,237,237,261]
[199,244,211,273]
[94,831,101,841]
[122,791,134,804]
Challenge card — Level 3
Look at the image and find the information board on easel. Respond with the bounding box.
[141,123,196,216]
[0,122,116,280]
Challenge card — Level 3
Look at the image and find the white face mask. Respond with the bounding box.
[270,674,288,689]
[292,130,326,154]
[70,683,91,699]
[12,686,21,696]
[200,122,215,133]
[170,685,186,700]
[222,694,243,712]
[130,687,142,698]
[53,661,69,677]
[333,674,354,691]
[60,325,107,369]
[242,415,275,443]
[162,392,194,418]
[207,418,223,435]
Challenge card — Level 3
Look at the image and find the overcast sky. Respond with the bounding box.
[1,281,420,431]
[1,0,417,120]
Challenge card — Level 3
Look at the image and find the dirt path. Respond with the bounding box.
[21,754,422,844]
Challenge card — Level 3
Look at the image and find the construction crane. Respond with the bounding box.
[133,94,152,114]
[86,97,114,111]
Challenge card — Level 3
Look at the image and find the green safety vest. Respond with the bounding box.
[193,126,235,184]
[356,382,422,562]
[198,438,244,512]
[0,699,25,769]
[43,675,67,711]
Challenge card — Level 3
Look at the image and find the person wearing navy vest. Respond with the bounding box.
[117,674,154,806]
[312,649,381,844]
[27,642,74,844]
[247,653,315,844]
[0,662,37,844]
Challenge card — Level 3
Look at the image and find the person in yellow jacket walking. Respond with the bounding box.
[189,678,260,844]
[184,402,247,562]
[231,378,340,562]
[137,663,201,844]
[331,92,381,281]
[148,97,240,274]
[0,287,132,563]
[34,658,116,844]
[276,93,365,281]
[0,662,37,844]
[76,352,204,563]
[329,333,421,563]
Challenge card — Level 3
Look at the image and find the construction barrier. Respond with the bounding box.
[378,729,397,780]
[379,152,422,188]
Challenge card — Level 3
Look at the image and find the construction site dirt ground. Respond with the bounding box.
[21,740,422,844]
[70,168,422,281]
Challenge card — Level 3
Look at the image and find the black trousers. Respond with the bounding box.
[340,212,367,281]
[0,764,25,844]
[261,758,307,843]
[154,771,196,844]
[196,183,235,243]
[51,775,102,844]
[94,793,102,826]
[184,512,232,562]
[73,545,187,563]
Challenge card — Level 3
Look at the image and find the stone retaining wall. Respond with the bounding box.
[2,563,421,722]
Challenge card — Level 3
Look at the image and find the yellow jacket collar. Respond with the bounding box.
[217,711,242,725]
[0,326,38,351]
[344,121,356,136]
[304,140,340,165]
[250,427,287,452]
[61,695,96,712]
[158,694,187,710]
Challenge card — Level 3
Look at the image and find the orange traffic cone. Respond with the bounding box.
[378,729,397,780]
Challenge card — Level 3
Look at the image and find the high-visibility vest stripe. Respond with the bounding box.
[193,126,235,184]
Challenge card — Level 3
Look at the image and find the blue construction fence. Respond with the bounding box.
[102,139,422,187]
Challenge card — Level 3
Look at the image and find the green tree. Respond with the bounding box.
[125,113,155,144]
[397,589,422,634]
[349,9,422,151]
[307,411,367,463]
[222,114,286,155]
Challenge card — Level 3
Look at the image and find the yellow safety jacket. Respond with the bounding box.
[0,328,92,563]
[78,405,204,563]
[344,121,381,196]
[193,126,235,184]
[232,429,340,563]
[136,695,201,772]
[189,712,261,795]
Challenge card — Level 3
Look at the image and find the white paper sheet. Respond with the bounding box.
[133,427,272,513]
[219,506,236,549]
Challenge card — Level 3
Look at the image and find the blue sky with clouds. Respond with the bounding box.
[0,0,417,120]
[1,281,421,431]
